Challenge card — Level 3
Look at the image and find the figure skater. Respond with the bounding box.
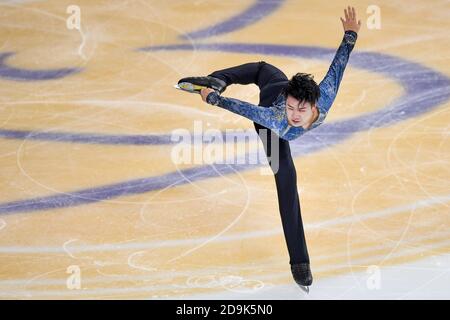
[177,6,361,293]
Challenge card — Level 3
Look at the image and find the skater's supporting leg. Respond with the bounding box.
[254,121,310,264]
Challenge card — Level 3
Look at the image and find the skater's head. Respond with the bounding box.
[283,73,320,129]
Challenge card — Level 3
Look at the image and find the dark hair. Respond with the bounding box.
[283,73,320,105]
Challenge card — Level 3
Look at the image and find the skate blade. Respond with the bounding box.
[174,82,205,94]
[298,285,310,294]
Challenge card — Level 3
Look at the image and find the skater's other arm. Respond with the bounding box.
[312,6,361,128]
[200,88,280,131]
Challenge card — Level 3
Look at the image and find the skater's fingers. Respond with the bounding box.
[351,7,356,21]
[200,88,207,101]
[200,88,214,102]
[344,8,349,21]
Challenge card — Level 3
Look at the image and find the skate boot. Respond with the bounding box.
[175,76,227,94]
[291,263,313,294]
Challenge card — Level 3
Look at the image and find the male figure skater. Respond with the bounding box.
[177,6,361,292]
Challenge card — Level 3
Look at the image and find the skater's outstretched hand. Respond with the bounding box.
[200,88,215,102]
[340,6,361,33]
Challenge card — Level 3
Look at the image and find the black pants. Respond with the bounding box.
[209,61,310,264]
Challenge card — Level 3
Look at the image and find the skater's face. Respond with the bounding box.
[285,95,317,129]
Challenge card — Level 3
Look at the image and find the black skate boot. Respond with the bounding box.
[291,263,313,294]
[175,76,227,94]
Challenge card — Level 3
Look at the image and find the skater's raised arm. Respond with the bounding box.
[313,6,361,127]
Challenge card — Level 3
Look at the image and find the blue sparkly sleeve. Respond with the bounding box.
[206,91,280,131]
[312,30,358,129]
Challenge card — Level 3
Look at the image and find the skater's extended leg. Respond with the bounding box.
[209,61,288,101]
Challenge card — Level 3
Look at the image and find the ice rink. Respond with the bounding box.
[0,0,449,299]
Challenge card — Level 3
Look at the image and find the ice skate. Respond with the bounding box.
[291,263,313,294]
[175,76,227,94]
